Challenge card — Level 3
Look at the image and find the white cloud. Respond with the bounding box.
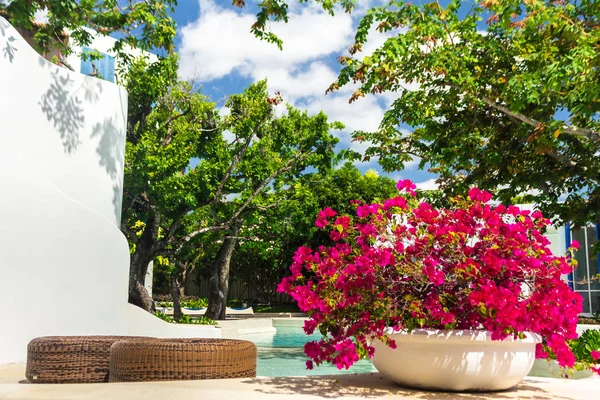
[179,0,353,82]
[255,61,340,100]
[179,0,433,182]
[404,156,420,170]
[415,179,439,191]
[298,93,385,152]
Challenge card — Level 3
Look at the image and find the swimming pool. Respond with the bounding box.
[244,325,377,377]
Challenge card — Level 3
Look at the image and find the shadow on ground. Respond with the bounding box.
[243,373,574,400]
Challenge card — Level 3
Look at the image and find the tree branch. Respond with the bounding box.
[174,224,230,254]
[161,108,191,146]
[228,149,314,223]
[480,95,600,142]
[223,235,261,241]
[122,194,139,217]
[503,114,582,169]
[254,197,287,211]
[167,143,310,256]
[542,148,582,169]
[120,222,140,245]
[212,115,268,202]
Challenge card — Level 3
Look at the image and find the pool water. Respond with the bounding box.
[245,326,377,377]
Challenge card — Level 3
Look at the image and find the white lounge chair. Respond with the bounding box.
[159,306,254,317]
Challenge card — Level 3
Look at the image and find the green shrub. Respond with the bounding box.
[569,329,600,365]
[153,311,217,326]
[176,314,218,326]
[153,295,209,309]
[154,311,174,323]
[181,298,208,309]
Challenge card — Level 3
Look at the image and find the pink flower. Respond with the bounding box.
[396,179,416,195]
[334,216,351,229]
[535,343,548,359]
[570,240,580,250]
[383,196,408,210]
[356,204,380,218]
[591,350,600,360]
[315,207,337,228]
[278,186,585,373]
[468,187,493,202]
[422,258,444,286]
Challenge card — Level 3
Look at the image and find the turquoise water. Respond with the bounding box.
[246,326,376,377]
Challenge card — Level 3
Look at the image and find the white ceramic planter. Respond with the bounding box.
[371,329,540,391]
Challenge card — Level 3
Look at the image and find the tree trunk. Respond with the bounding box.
[128,251,155,312]
[127,214,160,313]
[180,263,191,297]
[171,274,182,321]
[205,222,241,320]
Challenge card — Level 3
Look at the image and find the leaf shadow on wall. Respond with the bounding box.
[39,69,85,153]
[0,18,17,63]
[91,115,125,224]
[38,65,105,155]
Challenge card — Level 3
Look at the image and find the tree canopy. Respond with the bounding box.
[243,0,600,227]
[0,0,177,63]
[230,162,399,303]
[122,67,340,311]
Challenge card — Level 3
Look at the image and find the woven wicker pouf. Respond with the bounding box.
[26,336,149,383]
[109,338,257,382]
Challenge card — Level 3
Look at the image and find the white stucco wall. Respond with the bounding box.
[0,17,219,364]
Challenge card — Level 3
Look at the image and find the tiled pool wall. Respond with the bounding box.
[221,318,600,378]
[236,317,377,377]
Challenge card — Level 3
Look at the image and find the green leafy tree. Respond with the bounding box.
[0,0,177,64]
[333,0,600,228]
[122,76,339,315]
[201,85,339,319]
[123,61,216,312]
[230,162,398,304]
[241,0,600,228]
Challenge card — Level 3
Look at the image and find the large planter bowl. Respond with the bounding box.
[371,329,540,392]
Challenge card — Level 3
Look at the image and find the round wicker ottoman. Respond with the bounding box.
[26,336,150,383]
[109,338,257,382]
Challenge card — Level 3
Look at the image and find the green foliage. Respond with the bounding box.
[569,329,600,365]
[242,0,600,228]
[154,296,208,308]
[230,162,398,303]
[181,298,208,309]
[0,0,177,63]
[123,73,339,310]
[153,311,173,323]
[328,0,600,228]
[153,311,217,325]
[176,314,217,325]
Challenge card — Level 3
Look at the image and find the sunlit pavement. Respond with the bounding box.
[1,363,598,400]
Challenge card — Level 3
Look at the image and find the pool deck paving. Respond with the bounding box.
[1,363,599,400]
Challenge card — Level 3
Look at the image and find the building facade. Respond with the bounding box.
[566,224,600,315]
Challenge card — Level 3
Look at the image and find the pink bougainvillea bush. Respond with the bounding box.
[278,181,591,373]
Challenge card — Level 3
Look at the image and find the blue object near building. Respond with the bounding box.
[80,46,115,82]
[565,223,600,315]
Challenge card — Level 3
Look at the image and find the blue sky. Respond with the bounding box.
[171,0,440,188]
